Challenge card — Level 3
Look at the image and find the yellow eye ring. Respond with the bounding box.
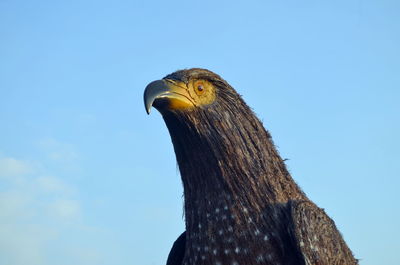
[194,81,205,96]
[186,79,216,105]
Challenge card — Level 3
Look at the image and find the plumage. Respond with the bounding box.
[144,68,357,265]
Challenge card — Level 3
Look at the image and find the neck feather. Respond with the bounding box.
[162,102,306,225]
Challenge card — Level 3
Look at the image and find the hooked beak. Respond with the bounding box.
[143,79,195,114]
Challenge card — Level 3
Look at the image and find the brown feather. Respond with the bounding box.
[156,68,357,265]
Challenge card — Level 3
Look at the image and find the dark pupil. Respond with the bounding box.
[197,85,204,91]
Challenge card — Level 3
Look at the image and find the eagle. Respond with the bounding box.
[143,68,357,265]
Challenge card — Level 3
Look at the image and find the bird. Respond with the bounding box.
[143,68,357,265]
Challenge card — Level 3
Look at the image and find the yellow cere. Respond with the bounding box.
[168,96,195,110]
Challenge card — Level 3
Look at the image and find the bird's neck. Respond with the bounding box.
[162,107,307,264]
[163,108,306,212]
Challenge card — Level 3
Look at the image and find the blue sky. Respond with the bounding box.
[0,0,399,264]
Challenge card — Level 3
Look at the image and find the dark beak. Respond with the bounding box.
[143,79,194,114]
[144,80,170,114]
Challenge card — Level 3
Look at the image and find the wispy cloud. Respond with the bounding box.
[37,138,80,164]
[48,199,81,220]
[0,222,51,265]
[0,157,33,184]
[0,156,60,265]
[0,143,100,265]
[36,175,73,194]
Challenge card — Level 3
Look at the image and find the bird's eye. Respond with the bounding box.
[194,82,206,96]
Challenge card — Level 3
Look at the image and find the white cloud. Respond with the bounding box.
[0,223,49,265]
[48,199,81,220]
[0,153,87,265]
[36,175,72,194]
[0,136,126,265]
[0,157,32,176]
[0,157,33,183]
[0,190,33,222]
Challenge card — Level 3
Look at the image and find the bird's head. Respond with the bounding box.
[143,68,263,163]
[144,68,244,117]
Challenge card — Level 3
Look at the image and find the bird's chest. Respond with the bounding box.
[183,213,286,265]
